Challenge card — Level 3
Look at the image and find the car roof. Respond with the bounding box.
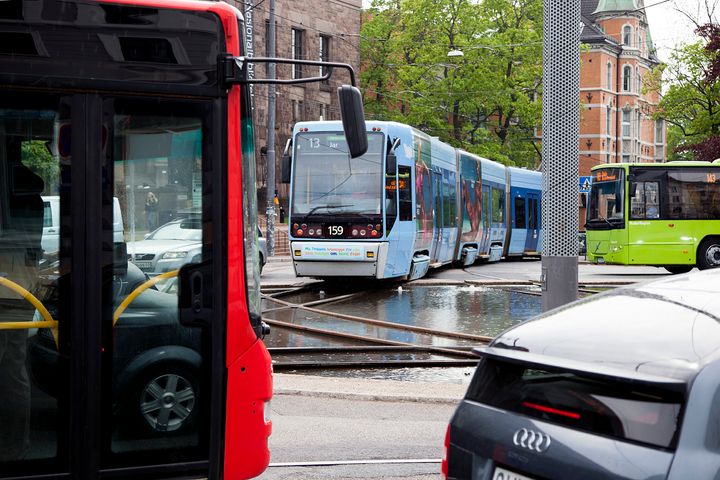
[491,268,720,383]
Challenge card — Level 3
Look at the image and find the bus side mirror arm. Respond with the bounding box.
[220,54,368,159]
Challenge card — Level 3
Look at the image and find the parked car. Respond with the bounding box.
[128,218,202,274]
[444,268,720,480]
[28,261,201,435]
[41,196,124,254]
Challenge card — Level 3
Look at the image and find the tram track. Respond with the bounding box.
[261,282,619,370]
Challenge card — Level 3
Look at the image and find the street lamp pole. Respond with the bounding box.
[541,0,580,310]
[265,0,276,256]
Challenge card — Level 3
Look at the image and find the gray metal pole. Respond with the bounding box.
[541,0,580,311]
[265,0,276,256]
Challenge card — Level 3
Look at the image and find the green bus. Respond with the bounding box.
[585,160,720,273]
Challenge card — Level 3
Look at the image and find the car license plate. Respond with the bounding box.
[493,466,536,480]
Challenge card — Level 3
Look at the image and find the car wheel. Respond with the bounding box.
[698,237,720,270]
[664,266,693,274]
[132,365,199,435]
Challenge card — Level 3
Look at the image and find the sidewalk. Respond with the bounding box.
[274,373,468,405]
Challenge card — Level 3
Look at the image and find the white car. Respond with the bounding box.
[128,218,202,274]
[42,196,124,254]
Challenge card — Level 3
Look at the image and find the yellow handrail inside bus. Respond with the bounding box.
[0,276,59,346]
[112,269,179,326]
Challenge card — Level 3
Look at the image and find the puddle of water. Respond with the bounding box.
[262,285,543,383]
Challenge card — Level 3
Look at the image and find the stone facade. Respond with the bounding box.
[579,0,666,221]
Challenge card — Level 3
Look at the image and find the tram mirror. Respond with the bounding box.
[338,85,367,158]
[386,137,400,175]
[280,138,292,184]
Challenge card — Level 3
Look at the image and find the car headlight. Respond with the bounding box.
[161,251,188,259]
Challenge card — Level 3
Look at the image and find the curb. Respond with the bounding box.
[273,374,468,405]
[273,388,464,405]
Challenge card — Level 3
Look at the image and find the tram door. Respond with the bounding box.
[525,193,540,252]
[430,170,443,263]
[0,93,222,479]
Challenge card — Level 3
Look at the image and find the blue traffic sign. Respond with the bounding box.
[579,176,592,193]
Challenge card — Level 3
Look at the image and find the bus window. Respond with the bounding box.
[630,181,660,219]
[1,101,63,466]
[515,197,527,229]
[666,169,720,220]
[109,102,211,460]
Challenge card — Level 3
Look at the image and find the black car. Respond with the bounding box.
[28,261,201,435]
[444,268,720,480]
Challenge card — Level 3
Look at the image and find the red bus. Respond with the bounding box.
[0,0,365,478]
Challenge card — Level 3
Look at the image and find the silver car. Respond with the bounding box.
[128,219,202,274]
[444,267,720,480]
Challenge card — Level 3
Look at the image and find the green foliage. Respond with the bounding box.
[648,33,720,160]
[360,0,543,168]
[21,140,58,193]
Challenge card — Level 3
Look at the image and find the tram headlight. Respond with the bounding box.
[308,229,315,236]
[161,251,188,259]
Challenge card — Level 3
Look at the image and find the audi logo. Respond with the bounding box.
[512,428,551,453]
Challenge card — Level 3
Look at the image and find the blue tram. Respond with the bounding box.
[282,121,541,280]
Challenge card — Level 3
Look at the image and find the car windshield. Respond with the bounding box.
[147,221,201,241]
[291,132,384,216]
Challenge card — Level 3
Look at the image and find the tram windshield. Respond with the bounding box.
[291,132,384,216]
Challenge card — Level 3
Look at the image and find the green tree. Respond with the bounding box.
[21,140,58,194]
[647,25,720,161]
[360,0,543,168]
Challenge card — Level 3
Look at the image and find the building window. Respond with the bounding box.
[319,103,327,121]
[637,67,642,92]
[319,35,330,78]
[623,25,632,46]
[622,154,631,163]
[622,110,631,137]
[292,100,303,122]
[655,119,664,143]
[606,62,612,89]
[623,65,632,92]
[291,28,303,79]
[606,105,612,135]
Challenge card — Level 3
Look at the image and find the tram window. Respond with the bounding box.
[492,187,504,223]
[514,197,526,229]
[398,166,412,221]
[442,171,457,228]
[528,199,537,229]
[483,189,491,227]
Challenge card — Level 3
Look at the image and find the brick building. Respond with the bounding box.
[233,0,363,216]
[580,0,666,174]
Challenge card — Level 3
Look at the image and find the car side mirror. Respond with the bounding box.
[338,85,367,158]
